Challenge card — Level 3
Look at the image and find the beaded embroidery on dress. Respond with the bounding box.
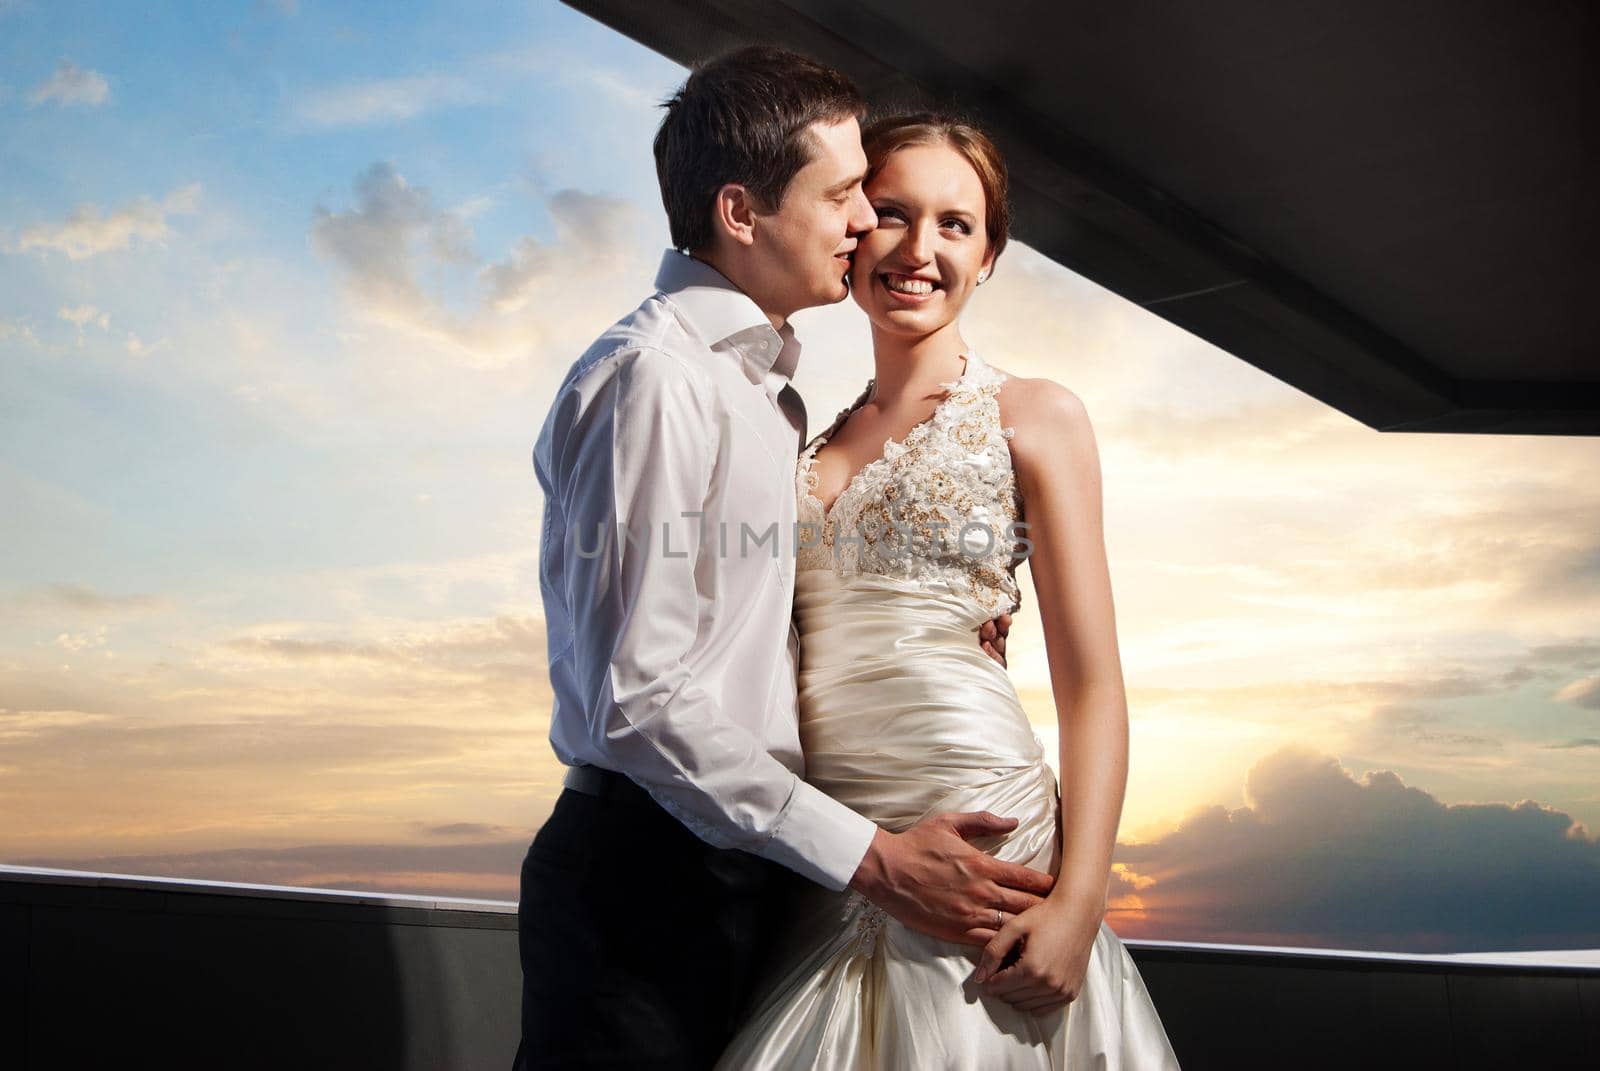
[795,350,1026,619]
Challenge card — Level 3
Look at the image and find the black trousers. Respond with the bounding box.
[512,785,795,1070]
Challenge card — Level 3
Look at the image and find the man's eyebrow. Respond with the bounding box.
[825,171,867,195]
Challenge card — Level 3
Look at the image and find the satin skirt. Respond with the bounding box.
[714,569,1181,1070]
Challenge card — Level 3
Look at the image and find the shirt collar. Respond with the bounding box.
[654,249,801,395]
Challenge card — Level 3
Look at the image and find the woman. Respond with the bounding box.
[714,112,1181,1069]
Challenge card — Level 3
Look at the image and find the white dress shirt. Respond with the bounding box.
[532,249,879,891]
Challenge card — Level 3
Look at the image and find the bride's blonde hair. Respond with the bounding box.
[860,111,1012,270]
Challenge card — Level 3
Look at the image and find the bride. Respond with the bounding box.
[714,113,1182,1069]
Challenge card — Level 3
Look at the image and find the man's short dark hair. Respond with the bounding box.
[653,45,867,254]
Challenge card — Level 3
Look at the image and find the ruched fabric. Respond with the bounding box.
[714,569,1182,1069]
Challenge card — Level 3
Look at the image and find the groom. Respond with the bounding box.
[515,44,1053,1070]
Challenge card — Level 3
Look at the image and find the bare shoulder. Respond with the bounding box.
[990,366,1095,470]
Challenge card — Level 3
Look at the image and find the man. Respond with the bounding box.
[515,44,1049,1070]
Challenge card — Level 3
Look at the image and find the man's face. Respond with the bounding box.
[748,116,877,319]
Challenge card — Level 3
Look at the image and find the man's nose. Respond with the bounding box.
[848,188,877,235]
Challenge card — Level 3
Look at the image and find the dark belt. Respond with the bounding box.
[562,763,657,808]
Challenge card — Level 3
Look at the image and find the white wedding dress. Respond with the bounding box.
[714,351,1181,1069]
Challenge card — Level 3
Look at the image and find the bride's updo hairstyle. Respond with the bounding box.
[860,111,1012,275]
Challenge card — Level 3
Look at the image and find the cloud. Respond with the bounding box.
[291,74,488,129]
[1554,676,1600,710]
[482,45,668,114]
[0,318,42,347]
[310,162,650,367]
[214,613,545,684]
[1357,702,1503,756]
[1109,746,1600,953]
[422,821,516,837]
[0,586,563,888]
[57,304,109,332]
[0,583,167,639]
[310,162,442,309]
[1107,666,1526,731]
[13,183,201,260]
[54,625,109,652]
[1545,738,1600,750]
[9,838,528,901]
[124,331,167,357]
[0,708,489,775]
[27,59,110,108]
[8,582,166,614]
[481,189,637,314]
[0,691,558,900]
[1526,641,1600,667]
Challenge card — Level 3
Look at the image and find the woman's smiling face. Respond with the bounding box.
[849,140,995,339]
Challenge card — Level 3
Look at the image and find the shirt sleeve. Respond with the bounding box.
[552,346,877,890]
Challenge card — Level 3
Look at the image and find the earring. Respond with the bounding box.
[977,271,988,285]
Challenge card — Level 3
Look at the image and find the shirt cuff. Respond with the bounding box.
[754,778,880,891]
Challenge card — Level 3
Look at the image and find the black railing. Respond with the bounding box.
[3,865,1595,1069]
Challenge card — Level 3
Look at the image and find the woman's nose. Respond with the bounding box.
[903,220,934,262]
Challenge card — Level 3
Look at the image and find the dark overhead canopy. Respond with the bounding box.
[565,0,1598,435]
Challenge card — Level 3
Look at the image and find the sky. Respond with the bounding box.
[2,0,1597,956]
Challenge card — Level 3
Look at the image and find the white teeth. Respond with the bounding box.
[884,275,934,295]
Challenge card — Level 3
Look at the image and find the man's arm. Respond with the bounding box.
[979,612,1012,666]
[553,346,877,891]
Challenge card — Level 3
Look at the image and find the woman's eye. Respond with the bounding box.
[874,206,902,220]
[942,219,971,234]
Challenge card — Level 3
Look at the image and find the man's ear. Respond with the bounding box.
[710,182,759,248]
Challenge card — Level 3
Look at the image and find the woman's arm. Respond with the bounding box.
[972,377,1130,1012]
[1015,380,1128,908]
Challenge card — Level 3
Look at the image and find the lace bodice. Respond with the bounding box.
[795,350,1026,618]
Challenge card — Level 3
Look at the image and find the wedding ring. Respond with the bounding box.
[994,909,1003,929]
